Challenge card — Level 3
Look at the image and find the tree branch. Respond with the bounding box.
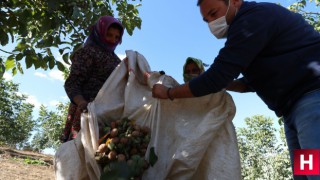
[299,9,320,16]
[0,49,16,55]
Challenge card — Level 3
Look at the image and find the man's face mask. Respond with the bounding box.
[208,0,237,39]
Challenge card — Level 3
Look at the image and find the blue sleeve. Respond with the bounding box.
[189,3,277,96]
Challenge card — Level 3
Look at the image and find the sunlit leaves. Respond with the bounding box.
[287,0,320,32]
[0,78,35,147]
[1,0,142,75]
[31,103,69,151]
[5,57,15,70]
[237,115,292,179]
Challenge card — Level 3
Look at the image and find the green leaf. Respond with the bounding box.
[148,147,158,167]
[43,56,51,69]
[44,35,54,47]
[25,55,33,69]
[34,59,41,70]
[12,67,17,76]
[56,61,65,71]
[0,63,5,78]
[59,49,64,55]
[17,62,24,74]
[16,41,28,51]
[62,53,70,65]
[0,29,9,46]
[48,57,55,69]
[19,25,28,37]
[73,43,82,52]
[16,53,24,61]
[5,58,15,70]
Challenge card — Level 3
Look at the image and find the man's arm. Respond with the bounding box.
[226,78,255,93]
[152,83,194,100]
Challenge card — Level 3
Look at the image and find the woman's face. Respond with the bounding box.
[104,27,121,44]
[185,62,201,75]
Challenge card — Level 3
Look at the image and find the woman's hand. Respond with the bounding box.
[152,84,169,99]
[78,101,89,112]
[73,95,89,112]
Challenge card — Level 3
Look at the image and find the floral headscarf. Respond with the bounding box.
[84,16,124,52]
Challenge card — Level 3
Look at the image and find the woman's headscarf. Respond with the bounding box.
[84,16,124,52]
[183,57,206,82]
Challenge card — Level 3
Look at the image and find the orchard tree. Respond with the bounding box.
[0,0,142,76]
[237,115,292,180]
[31,102,69,151]
[287,0,320,32]
[0,78,35,147]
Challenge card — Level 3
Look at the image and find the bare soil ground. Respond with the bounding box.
[0,146,55,180]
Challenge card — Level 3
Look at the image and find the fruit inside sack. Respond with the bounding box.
[95,117,155,179]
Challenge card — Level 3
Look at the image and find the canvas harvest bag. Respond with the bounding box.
[54,50,241,180]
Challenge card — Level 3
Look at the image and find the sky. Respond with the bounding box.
[2,0,310,153]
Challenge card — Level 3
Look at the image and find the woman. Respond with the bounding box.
[61,16,124,142]
[183,57,206,82]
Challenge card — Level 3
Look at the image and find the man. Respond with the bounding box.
[152,0,320,179]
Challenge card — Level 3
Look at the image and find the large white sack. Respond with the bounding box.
[55,50,241,180]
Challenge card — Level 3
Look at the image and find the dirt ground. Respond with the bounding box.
[0,146,55,180]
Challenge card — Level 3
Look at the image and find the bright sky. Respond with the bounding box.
[3,0,307,136]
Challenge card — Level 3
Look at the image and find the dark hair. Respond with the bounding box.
[109,23,123,32]
[197,0,229,6]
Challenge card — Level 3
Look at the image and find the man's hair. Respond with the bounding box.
[197,0,229,6]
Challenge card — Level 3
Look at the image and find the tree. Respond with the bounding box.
[237,115,292,180]
[0,0,142,76]
[287,0,320,32]
[0,78,35,148]
[31,102,69,151]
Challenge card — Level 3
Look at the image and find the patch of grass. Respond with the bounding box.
[11,156,48,166]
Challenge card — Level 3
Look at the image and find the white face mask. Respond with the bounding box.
[208,0,232,39]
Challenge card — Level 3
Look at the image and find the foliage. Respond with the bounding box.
[11,156,48,166]
[237,115,292,180]
[0,0,142,76]
[0,78,35,147]
[287,0,320,32]
[22,157,48,166]
[0,57,5,78]
[30,102,69,151]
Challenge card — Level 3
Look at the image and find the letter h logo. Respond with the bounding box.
[294,149,320,175]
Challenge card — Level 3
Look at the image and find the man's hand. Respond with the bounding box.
[226,79,250,93]
[152,84,169,99]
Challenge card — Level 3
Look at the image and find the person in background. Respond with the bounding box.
[183,57,207,82]
[61,15,124,142]
[152,0,320,179]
